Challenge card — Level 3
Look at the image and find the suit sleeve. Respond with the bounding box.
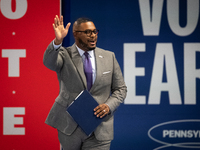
[43,41,64,72]
[106,53,127,114]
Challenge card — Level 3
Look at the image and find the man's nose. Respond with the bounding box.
[90,31,96,37]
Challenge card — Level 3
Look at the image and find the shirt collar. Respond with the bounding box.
[75,45,94,58]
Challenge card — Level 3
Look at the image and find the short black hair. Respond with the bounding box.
[75,17,92,26]
[73,17,93,31]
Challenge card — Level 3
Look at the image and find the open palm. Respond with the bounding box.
[53,15,71,45]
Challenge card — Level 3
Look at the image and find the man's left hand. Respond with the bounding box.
[94,104,110,118]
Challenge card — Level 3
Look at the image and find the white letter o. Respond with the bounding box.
[1,0,28,19]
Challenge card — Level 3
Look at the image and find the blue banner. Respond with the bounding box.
[62,0,200,149]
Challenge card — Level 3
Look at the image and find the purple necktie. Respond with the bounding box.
[84,52,93,91]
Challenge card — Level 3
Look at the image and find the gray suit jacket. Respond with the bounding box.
[43,41,127,141]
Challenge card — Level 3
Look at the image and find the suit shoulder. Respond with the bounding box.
[58,46,72,55]
[96,47,115,56]
[60,45,71,51]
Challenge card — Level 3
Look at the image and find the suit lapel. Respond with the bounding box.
[70,44,87,89]
[90,48,104,91]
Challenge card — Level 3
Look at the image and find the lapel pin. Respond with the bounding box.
[99,55,103,58]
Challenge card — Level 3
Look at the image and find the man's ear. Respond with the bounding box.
[73,31,77,38]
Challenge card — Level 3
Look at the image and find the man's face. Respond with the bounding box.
[74,22,98,51]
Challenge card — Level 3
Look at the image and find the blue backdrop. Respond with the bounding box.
[62,0,200,149]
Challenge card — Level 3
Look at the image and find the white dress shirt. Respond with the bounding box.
[75,45,96,84]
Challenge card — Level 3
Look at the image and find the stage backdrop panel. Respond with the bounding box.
[0,0,61,149]
[1,0,200,150]
[63,0,200,150]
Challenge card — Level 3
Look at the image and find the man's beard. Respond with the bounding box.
[78,38,96,51]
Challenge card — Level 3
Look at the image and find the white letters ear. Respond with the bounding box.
[124,43,146,104]
[148,43,181,105]
[184,43,200,104]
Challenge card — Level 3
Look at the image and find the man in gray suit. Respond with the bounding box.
[43,15,127,150]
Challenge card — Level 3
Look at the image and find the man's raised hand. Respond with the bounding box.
[53,15,71,45]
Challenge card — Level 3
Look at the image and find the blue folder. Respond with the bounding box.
[66,90,104,136]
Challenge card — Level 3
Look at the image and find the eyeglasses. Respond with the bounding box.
[75,29,99,36]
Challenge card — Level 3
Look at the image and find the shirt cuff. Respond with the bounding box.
[53,40,62,50]
[105,103,111,115]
